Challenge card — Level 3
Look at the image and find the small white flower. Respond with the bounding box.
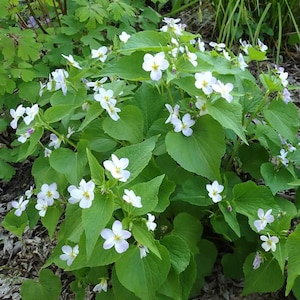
[37,182,59,206]
[237,53,248,71]
[101,220,131,253]
[35,198,48,217]
[282,88,291,104]
[49,133,62,149]
[68,179,95,209]
[185,46,198,66]
[195,71,217,95]
[253,208,274,232]
[239,39,251,54]
[66,127,75,139]
[146,213,157,231]
[59,245,79,266]
[197,38,205,52]
[11,196,29,217]
[62,54,82,69]
[142,52,169,81]
[122,189,142,208]
[206,180,224,203]
[222,50,231,61]
[103,154,130,182]
[165,104,180,124]
[138,244,149,259]
[212,80,234,103]
[260,233,279,252]
[93,278,108,293]
[209,41,226,51]
[160,17,185,35]
[10,104,25,129]
[195,97,208,116]
[91,46,108,62]
[258,38,268,52]
[23,104,39,125]
[277,149,289,167]
[48,69,69,96]
[172,113,195,137]
[17,131,31,144]
[119,31,131,43]
[253,252,263,269]
[86,77,108,93]
[105,102,121,121]
[25,185,34,199]
[94,88,116,109]
[44,147,52,157]
[39,81,47,96]
[278,71,288,87]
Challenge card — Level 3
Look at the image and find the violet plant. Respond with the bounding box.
[2,15,300,300]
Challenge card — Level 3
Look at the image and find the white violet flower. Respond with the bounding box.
[122,189,142,208]
[260,233,279,252]
[206,180,224,203]
[142,52,169,81]
[49,133,62,149]
[35,198,48,217]
[277,149,289,167]
[101,220,131,254]
[91,46,108,62]
[37,182,59,206]
[253,208,274,232]
[165,104,180,124]
[11,196,29,217]
[146,213,157,231]
[68,179,95,209]
[138,244,149,259]
[93,278,108,293]
[62,54,82,69]
[195,71,217,95]
[59,245,79,266]
[103,154,130,182]
[212,80,234,103]
[253,252,263,270]
[172,113,195,137]
[10,104,25,129]
[119,31,131,43]
[23,104,39,125]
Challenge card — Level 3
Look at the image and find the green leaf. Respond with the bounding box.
[32,157,66,189]
[171,176,211,206]
[21,269,61,300]
[101,52,149,80]
[166,115,225,181]
[2,210,27,238]
[86,148,105,186]
[190,239,217,297]
[132,221,161,259]
[120,31,169,53]
[78,102,103,131]
[219,201,241,237]
[132,83,167,132]
[49,147,87,185]
[41,204,62,239]
[171,213,203,254]
[160,235,190,274]
[17,29,42,62]
[233,181,279,231]
[180,255,197,299]
[286,224,300,294]
[115,136,157,184]
[103,105,144,144]
[239,143,269,178]
[207,99,247,143]
[44,105,77,123]
[82,193,114,260]
[261,162,296,195]
[242,253,284,295]
[263,100,300,143]
[248,47,267,61]
[115,244,170,300]
[0,159,15,181]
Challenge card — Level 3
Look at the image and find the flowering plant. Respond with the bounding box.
[2,13,300,300]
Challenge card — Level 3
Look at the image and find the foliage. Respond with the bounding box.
[1,1,300,299]
[210,0,300,63]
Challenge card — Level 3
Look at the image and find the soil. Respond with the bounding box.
[1,4,300,300]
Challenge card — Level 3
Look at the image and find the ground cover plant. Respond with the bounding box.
[1,0,300,299]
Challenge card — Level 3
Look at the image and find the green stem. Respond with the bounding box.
[162,0,199,17]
